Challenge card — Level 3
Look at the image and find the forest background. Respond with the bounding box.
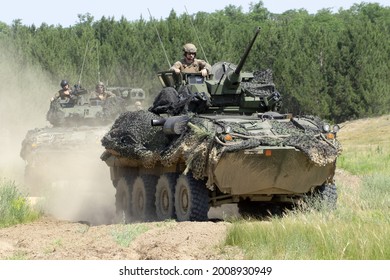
[0,1,389,124]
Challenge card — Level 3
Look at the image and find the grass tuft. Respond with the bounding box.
[0,179,42,228]
[111,223,149,247]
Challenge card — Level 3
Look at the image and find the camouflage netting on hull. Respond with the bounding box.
[101,111,342,185]
[218,115,342,167]
[241,69,283,111]
[241,69,274,96]
[101,110,214,171]
[101,111,169,168]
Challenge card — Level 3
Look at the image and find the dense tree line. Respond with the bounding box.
[0,1,389,122]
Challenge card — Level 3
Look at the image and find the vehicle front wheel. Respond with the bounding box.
[174,174,209,222]
[115,176,134,223]
[155,173,177,221]
[316,183,338,209]
[131,175,158,221]
[305,183,338,211]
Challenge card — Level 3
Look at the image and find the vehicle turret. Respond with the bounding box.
[46,85,145,127]
[154,27,282,116]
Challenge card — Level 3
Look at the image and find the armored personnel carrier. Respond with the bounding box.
[101,28,342,222]
[20,84,144,195]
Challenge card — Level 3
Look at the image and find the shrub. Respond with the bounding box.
[0,179,41,228]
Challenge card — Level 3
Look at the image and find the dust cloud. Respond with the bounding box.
[38,148,116,225]
[0,43,116,225]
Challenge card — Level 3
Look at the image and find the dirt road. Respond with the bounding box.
[0,216,239,260]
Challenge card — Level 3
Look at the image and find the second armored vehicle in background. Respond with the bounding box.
[20,84,146,195]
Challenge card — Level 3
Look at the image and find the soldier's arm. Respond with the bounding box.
[197,59,211,73]
[51,91,60,102]
[107,91,116,97]
[170,61,182,73]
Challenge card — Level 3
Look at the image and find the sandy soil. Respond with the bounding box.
[0,216,237,260]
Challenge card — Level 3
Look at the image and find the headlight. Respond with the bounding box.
[215,125,224,134]
[224,126,232,133]
[333,124,340,133]
[322,123,330,132]
[215,125,232,134]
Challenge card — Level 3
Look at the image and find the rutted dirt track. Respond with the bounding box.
[0,217,236,260]
[0,170,356,260]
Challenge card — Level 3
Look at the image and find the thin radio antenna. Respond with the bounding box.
[78,41,89,86]
[96,41,100,82]
[147,8,171,67]
[184,6,209,64]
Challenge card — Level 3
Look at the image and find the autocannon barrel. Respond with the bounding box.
[151,119,166,126]
[234,27,260,75]
[151,116,190,135]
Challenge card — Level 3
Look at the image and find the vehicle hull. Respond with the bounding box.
[214,148,335,196]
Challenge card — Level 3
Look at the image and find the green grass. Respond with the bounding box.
[111,224,150,247]
[225,182,390,259]
[337,114,390,175]
[5,251,29,260]
[0,179,42,228]
[338,145,390,175]
[223,115,390,259]
[43,238,64,255]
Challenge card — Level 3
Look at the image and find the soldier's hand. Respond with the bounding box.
[173,68,180,74]
[200,69,208,77]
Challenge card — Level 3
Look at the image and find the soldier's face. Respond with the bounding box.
[97,85,104,93]
[185,52,195,62]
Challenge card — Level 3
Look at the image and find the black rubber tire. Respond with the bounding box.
[316,183,338,209]
[115,176,134,223]
[155,173,177,221]
[174,174,209,222]
[131,175,158,221]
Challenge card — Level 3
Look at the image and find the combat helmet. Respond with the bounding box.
[183,43,197,54]
[96,81,105,90]
[60,80,69,88]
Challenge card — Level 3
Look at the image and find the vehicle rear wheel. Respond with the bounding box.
[131,175,158,221]
[174,174,209,221]
[155,173,177,221]
[115,176,134,223]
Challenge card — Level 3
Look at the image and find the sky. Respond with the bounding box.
[1,0,389,27]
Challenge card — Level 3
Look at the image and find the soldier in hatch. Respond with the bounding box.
[51,79,76,102]
[170,43,211,77]
[89,82,115,101]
